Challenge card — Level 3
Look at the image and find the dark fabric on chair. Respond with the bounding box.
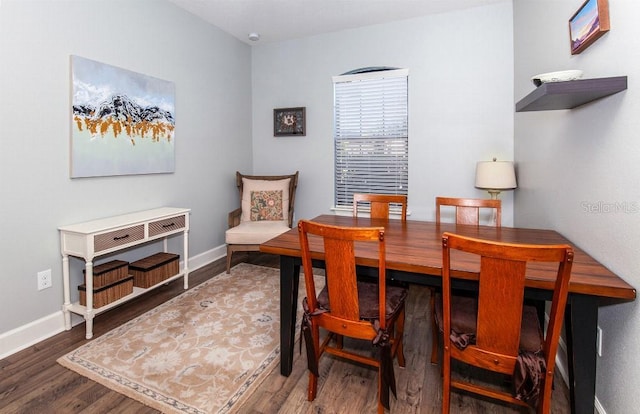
[519,306,544,353]
[300,297,326,377]
[371,319,396,409]
[434,295,543,352]
[435,295,477,339]
[514,349,546,407]
[317,280,408,320]
[434,293,546,407]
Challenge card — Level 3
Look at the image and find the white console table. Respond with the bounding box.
[59,207,190,339]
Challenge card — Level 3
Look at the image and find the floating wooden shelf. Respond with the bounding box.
[515,76,627,112]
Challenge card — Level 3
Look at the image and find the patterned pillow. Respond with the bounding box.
[250,190,284,221]
[241,177,291,222]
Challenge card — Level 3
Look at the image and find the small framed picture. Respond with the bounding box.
[569,0,610,55]
[274,107,306,136]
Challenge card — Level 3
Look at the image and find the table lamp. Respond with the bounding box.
[475,158,517,199]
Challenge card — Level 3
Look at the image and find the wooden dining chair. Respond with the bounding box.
[435,196,502,226]
[437,232,574,413]
[298,219,408,414]
[431,196,502,363]
[353,193,408,221]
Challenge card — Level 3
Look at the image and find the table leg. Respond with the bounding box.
[565,294,598,414]
[84,261,95,339]
[280,255,300,376]
[183,229,190,289]
[61,254,72,330]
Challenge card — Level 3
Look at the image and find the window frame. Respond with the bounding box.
[332,68,409,211]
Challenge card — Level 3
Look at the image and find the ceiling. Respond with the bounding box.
[168,0,507,45]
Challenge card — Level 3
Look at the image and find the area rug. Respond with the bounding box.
[58,263,320,414]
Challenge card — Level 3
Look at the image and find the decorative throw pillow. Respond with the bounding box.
[241,177,291,222]
[250,190,284,221]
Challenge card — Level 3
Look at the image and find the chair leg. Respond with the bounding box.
[537,374,554,414]
[226,245,233,274]
[307,324,320,401]
[377,368,385,414]
[430,289,439,364]
[442,349,451,414]
[395,308,406,367]
[308,371,318,401]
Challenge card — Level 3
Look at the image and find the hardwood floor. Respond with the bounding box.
[0,253,570,413]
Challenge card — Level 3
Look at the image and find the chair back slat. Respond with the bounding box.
[457,206,479,225]
[476,256,526,356]
[323,237,360,320]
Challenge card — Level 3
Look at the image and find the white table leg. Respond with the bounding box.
[62,254,72,330]
[84,261,94,339]
[183,228,189,289]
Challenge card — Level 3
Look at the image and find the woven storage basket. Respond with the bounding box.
[130,252,179,288]
[79,276,134,308]
[82,260,129,288]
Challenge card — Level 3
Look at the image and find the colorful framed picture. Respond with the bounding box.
[569,0,610,55]
[273,107,306,136]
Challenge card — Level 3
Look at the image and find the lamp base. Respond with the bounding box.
[487,189,501,200]
[486,190,501,225]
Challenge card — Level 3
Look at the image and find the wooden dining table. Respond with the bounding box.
[260,214,636,414]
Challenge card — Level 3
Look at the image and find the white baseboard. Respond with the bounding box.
[188,244,226,272]
[0,311,67,360]
[0,245,227,360]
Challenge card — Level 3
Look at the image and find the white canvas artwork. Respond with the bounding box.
[71,56,175,177]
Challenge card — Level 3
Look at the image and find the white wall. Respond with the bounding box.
[513,1,640,413]
[251,2,515,224]
[0,0,252,343]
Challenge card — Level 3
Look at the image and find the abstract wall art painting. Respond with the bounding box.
[70,56,175,178]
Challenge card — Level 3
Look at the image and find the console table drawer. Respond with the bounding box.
[149,215,186,237]
[94,225,145,252]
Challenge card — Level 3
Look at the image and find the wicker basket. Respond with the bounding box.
[82,260,129,288]
[130,252,179,288]
[79,276,134,308]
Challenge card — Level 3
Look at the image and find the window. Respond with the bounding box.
[333,68,408,209]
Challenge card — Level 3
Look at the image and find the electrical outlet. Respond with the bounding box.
[37,269,52,290]
[597,326,603,357]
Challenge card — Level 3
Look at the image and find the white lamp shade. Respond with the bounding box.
[475,160,517,190]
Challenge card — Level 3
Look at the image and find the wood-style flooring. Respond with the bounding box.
[0,253,570,413]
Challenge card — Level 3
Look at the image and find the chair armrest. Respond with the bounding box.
[228,208,242,229]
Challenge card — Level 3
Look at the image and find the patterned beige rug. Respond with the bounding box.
[58,263,318,414]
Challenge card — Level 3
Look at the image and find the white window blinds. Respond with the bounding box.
[333,68,409,208]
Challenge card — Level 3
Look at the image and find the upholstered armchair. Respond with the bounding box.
[225,171,299,273]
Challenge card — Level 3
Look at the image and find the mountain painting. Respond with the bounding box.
[569,0,609,55]
[71,56,175,177]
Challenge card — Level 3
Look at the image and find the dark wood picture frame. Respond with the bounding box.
[273,107,306,136]
[569,0,610,55]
